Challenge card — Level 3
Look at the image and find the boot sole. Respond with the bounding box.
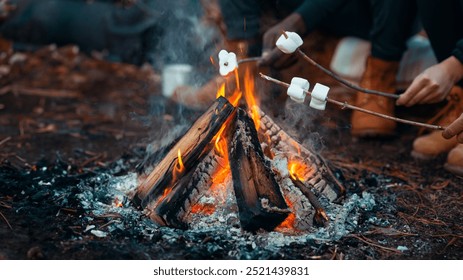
[444,163,463,177]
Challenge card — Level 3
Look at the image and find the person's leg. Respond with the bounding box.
[416,0,463,63]
[412,0,463,165]
[218,0,261,41]
[351,0,417,137]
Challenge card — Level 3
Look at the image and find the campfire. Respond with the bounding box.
[133,66,344,232]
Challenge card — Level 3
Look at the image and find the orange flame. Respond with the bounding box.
[210,56,215,65]
[214,124,227,157]
[288,160,311,181]
[176,148,185,173]
[228,88,242,107]
[243,68,260,129]
[170,148,185,186]
[156,186,173,205]
[234,68,240,91]
[276,198,297,231]
[216,83,226,99]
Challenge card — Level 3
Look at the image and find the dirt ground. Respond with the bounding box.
[1,31,462,260]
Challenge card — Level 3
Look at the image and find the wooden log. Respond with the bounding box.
[228,108,289,231]
[134,96,235,208]
[291,177,329,227]
[149,149,224,229]
[255,106,345,201]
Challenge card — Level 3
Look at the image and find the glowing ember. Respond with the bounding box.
[276,199,297,231]
[113,197,123,208]
[243,68,260,129]
[190,203,216,215]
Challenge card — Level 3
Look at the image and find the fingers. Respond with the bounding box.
[396,77,427,106]
[442,113,463,139]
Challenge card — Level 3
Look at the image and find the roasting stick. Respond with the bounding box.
[237,57,261,65]
[259,73,445,131]
[238,54,400,99]
[295,49,400,99]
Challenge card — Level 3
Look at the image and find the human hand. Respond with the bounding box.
[442,113,463,143]
[258,13,306,69]
[396,56,463,107]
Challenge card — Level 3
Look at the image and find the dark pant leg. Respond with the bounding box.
[317,0,417,61]
[218,0,261,40]
[368,0,417,61]
[416,0,463,62]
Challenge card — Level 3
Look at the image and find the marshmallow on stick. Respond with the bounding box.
[276,31,303,54]
[218,50,238,76]
[287,77,310,103]
[310,83,329,110]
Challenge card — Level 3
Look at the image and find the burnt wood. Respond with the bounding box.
[255,107,345,201]
[291,177,329,227]
[228,108,289,231]
[134,96,235,208]
[149,150,223,229]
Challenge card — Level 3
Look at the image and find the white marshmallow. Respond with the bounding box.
[291,77,310,91]
[218,50,238,76]
[276,31,303,54]
[288,77,310,103]
[309,83,330,110]
[287,85,306,103]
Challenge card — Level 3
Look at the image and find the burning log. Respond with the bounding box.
[255,107,345,202]
[134,96,235,208]
[148,149,226,229]
[228,108,290,231]
[291,177,329,227]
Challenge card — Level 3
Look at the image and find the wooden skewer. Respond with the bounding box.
[295,49,400,99]
[259,72,445,131]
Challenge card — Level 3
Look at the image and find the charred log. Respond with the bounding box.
[134,96,235,208]
[228,108,289,231]
[291,177,329,227]
[149,149,225,229]
[256,107,345,201]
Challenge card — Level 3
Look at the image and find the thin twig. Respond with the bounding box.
[0,85,82,98]
[0,136,11,147]
[259,73,445,131]
[347,234,402,254]
[0,210,13,230]
[296,49,400,99]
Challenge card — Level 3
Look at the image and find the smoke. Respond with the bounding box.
[152,0,221,86]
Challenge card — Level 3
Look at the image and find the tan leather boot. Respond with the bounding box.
[351,56,399,137]
[412,86,463,159]
[170,39,252,109]
[445,144,463,177]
